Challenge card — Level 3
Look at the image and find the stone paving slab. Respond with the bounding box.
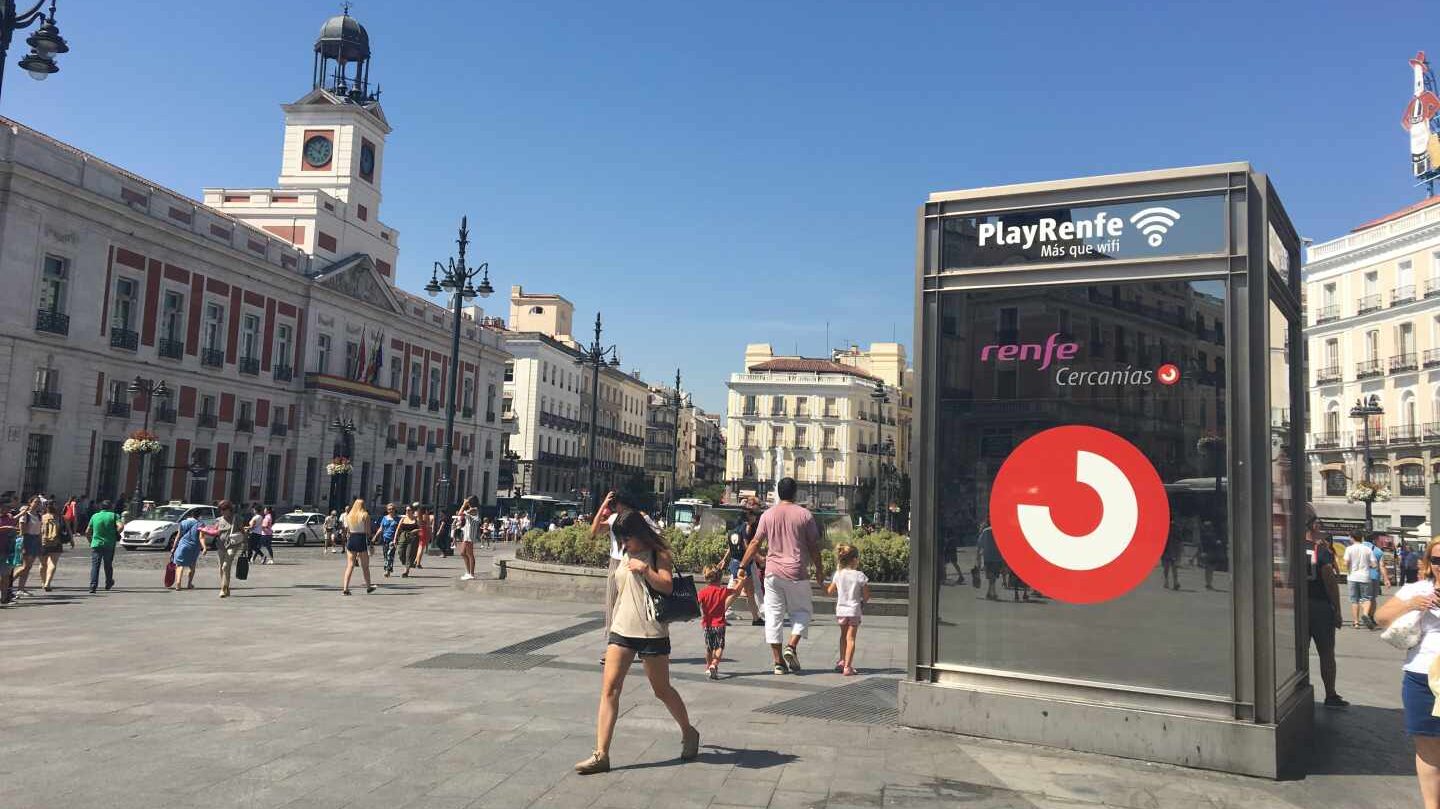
[0,545,1421,808]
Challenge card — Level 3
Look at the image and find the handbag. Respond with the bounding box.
[1382,609,1424,650]
[645,551,700,624]
[236,555,249,581]
[163,562,177,588]
[970,565,981,588]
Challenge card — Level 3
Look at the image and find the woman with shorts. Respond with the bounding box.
[340,498,376,596]
[39,501,69,592]
[1378,536,1440,808]
[575,511,698,775]
[456,497,478,581]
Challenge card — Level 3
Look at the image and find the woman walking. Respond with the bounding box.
[395,504,421,578]
[1378,536,1440,809]
[575,511,698,775]
[323,510,338,554]
[169,512,207,591]
[259,506,276,564]
[199,501,247,598]
[719,508,764,625]
[413,504,430,569]
[39,501,70,592]
[342,498,377,595]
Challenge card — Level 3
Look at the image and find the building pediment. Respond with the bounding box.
[309,254,404,314]
[283,89,391,132]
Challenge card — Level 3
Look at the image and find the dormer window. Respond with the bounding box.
[531,306,544,315]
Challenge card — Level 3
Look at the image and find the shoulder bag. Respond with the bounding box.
[236,554,249,581]
[646,550,700,624]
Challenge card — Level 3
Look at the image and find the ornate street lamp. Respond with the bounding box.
[870,379,888,530]
[575,312,619,516]
[328,417,357,511]
[125,376,170,519]
[2,1,69,103]
[1350,394,1384,532]
[668,368,689,522]
[426,216,493,516]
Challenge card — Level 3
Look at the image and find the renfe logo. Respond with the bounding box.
[989,426,1169,604]
[980,332,1079,370]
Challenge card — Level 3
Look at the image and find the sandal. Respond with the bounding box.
[341,589,351,596]
[574,751,610,775]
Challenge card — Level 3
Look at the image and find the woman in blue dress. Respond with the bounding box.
[170,515,208,591]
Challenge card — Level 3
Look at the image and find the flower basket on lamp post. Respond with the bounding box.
[1347,481,1391,504]
[325,457,353,476]
[122,429,162,455]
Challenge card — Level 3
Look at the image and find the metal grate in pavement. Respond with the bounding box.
[754,676,898,725]
[489,617,607,655]
[407,653,555,671]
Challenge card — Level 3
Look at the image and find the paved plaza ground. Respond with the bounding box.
[0,543,1422,809]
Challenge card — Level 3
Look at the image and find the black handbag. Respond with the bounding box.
[645,551,700,623]
[236,555,249,581]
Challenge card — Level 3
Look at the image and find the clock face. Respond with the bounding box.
[359,143,376,178]
[303,136,333,168]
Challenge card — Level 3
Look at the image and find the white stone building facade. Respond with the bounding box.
[1304,196,1440,532]
[0,13,511,511]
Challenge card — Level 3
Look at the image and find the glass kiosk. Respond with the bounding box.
[903,163,1308,778]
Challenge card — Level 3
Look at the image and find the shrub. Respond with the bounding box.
[821,530,910,583]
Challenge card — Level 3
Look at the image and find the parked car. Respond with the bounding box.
[119,503,219,550]
[271,511,326,546]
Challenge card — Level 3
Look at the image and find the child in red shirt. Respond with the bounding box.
[697,564,741,680]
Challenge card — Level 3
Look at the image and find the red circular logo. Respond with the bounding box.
[988,426,1169,604]
[1156,363,1180,385]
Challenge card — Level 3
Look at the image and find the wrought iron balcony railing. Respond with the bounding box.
[35,309,69,335]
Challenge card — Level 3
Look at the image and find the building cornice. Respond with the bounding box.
[1303,219,1440,276]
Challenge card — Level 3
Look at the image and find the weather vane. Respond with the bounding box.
[341,1,353,15]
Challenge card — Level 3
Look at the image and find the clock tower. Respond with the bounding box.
[207,9,400,280]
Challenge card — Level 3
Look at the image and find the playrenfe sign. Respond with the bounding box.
[941,193,1228,269]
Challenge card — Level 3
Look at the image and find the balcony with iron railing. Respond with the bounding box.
[1390,353,1420,374]
[273,364,293,382]
[428,399,441,412]
[238,356,260,376]
[105,399,131,418]
[1425,349,1440,369]
[154,404,176,423]
[35,309,69,336]
[408,394,422,408]
[426,442,437,453]
[1393,285,1417,306]
[200,347,224,368]
[386,436,397,449]
[1313,304,1340,325]
[270,421,288,437]
[110,327,138,351]
[1357,294,1383,315]
[1311,431,1347,449]
[1390,424,1421,444]
[406,439,418,451]
[198,412,217,428]
[1425,422,1440,441]
[1355,358,1384,379]
[1427,277,1440,298]
[30,389,61,410]
[486,410,496,423]
[462,406,474,419]
[158,337,183,360]
[236,417,253,433]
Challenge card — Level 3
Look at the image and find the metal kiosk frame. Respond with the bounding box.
[903,163,1309,778]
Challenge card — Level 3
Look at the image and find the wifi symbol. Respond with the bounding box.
[1130,207,1182,247]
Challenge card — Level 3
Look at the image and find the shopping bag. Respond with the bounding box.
[236,555,249,581]
[163,562,177,588]
[1382,609,1423,650]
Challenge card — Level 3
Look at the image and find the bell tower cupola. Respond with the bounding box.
[313,4,379,105]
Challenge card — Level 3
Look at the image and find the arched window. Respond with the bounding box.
[1324,400,1341,437]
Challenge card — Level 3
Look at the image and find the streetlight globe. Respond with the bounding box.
[20,51,57,80]
[27,20,69,56]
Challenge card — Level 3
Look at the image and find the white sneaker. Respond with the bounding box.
[459,573,474,581]
[17,589,33,598]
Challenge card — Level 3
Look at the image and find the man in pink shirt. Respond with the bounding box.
[739,478,824,675]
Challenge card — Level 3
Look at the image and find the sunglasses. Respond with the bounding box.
[1430,557,1440,566]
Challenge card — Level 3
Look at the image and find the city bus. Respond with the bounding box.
[672,498,709,534]
[515,494,581,529]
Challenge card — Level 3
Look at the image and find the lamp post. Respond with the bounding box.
[668,368,686,523]
[881,436,895,530]
[1,0,68,105]
[329,417,357,511]
[126,376,170,519]
[425,216,493,516]
[870,380,888,530]
[1350,394,1384,532]
[575,313,620,516]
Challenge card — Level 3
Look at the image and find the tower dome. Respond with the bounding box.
[310,6,378,104]
[315,13,370,63]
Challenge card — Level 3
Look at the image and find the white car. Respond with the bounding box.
[271,512,327,546]
[119,503,219,550]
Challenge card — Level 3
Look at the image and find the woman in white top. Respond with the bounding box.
[341,498,376,596]
[456,496,478,581]
[574,511,698,775]
[1377,536,1440,808]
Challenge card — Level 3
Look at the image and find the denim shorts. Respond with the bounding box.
[1348,581,1370,603]
[21,534,41,557]
[1403,671,1440,736]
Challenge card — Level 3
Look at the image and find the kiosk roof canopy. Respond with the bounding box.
[927,162,1251,204]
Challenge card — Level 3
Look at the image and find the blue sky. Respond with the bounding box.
[8,0,1433,411]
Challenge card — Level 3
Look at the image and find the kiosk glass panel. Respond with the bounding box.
[934,278,1232,696]
[1270,301,1299,689]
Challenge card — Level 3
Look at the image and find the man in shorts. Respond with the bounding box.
[739,478,824,675]
[1343,532,1376,629]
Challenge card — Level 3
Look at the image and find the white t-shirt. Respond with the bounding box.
[344,512,369,534]
[1344,543,1374,583]
[832,568,869,618]
[1395,581,1440,673]
[607,513,623,561]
